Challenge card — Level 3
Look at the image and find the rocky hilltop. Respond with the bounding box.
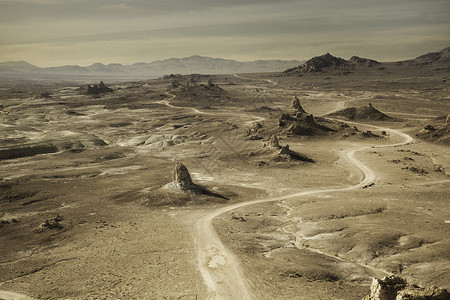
[404,47,450,65]
[349,56,382,67]
[283,53,382,74]
[284,53,349,73]
[282,48,450,75]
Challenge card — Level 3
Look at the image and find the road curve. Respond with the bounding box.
[193,123,413,299]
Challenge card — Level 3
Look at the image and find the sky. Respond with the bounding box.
[0,0,449,67]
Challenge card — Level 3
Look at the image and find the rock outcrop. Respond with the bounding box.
[159,163,229,201]
[278,96,335,136]
[362,275,449,300]
[290,96,306,114]
[86,81,113,95]
[39,215,63,231]
[267,135,281,148]
[275,144,315,162]
[173,163,193,189]
[416,114,450,144]
[349,56,382,67]
[278,145,291,155]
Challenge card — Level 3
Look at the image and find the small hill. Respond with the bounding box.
[284,53,349,74]
[407,47,450,65]
[174,80,229,102]
[326,103,394,121]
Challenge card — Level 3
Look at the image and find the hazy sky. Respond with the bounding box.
[1,0,449,66]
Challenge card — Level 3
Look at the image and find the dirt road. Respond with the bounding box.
[192,122,414,299]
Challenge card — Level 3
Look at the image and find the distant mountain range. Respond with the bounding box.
[0,55,303,77]
[2,48,448,78]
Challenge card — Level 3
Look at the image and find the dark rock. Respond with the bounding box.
[86,81,113,95]
[173,163,193,188]
[171,80,181,88]
[279,113,293,127]
[279,145,291,155]
[39,215,63,230]
[424,125,436,131]
[40,91,52,98]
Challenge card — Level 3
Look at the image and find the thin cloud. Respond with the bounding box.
[0,0,449,65]
[100,3,139,11]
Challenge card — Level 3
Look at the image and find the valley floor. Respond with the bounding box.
[0,69,449,299]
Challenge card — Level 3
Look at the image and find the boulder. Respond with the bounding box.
[397,286,450,300]
[362,275,448,300]
[366,276,406,300]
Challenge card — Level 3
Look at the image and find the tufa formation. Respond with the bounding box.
[290,96,306,114]
[278,95,335,136]
[267,135,281,148]
[86,81,113,95]
[173,162,193,189]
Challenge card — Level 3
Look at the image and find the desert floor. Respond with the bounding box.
[0,68,449,299]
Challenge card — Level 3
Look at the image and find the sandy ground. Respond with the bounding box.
[0,67,449,299]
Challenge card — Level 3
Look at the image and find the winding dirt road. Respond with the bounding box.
[188,78,415,299]
[158,80,414,299]
[192,124,413,299]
